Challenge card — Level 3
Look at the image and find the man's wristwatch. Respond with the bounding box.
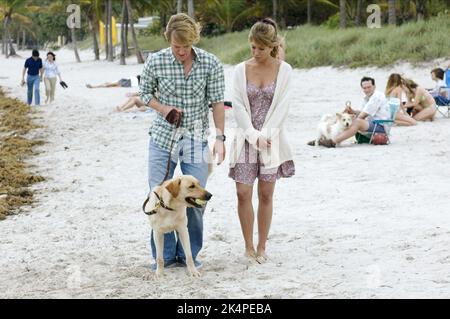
[216,135,226,142]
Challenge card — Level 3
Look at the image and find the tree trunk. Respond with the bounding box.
[187,0,194,19]
[120,0,127,65]
[89,15,100,60]
[107,0,114,62]
[104,0,109,60]
[126,0,144,64]
[272,0,277,22]
[22,30,26,50]
[388,0,396,25]
[177,0,183,13]
[2,16,9,56]
[8,37,16,56]
[355,0,363,26]
[71,27,81,63]
[124,5,129,57]
[415,0,425,21]
[340,0,346,29]
[401,0,410,23]
[307,0,312,24]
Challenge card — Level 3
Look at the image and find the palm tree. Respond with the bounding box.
[187,0,194,18]
[125,0,144,63]
[307,0,312,24]
[84,0,102,60]
[272,0,277,22]
[415,0,426,21]
[177,0,182,13]
[120,0,126,65]
[1,0,28,57]
[340,0,346,28]
[107,0,113,61]
[388,0,396,25]
[355,0,363,26]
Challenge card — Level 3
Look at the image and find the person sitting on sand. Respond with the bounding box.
[114,92,148,112]
[428,68,446,98]
[403,78,437,121]
[86,75,140,89]
[385,73,416,126]
[310,76,391,148]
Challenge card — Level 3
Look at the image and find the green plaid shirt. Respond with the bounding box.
[139,47,225,152]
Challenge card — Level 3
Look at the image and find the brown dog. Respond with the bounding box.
[143,175,212,278]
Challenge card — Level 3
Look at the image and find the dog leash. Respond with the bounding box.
[142,113,182,215]
[144,191,176,215]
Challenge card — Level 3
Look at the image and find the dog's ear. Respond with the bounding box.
[336,112,342,118]
[166,178,181,198]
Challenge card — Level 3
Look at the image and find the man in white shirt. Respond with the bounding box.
[318,77,391,148]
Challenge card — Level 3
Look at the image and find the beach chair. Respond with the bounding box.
[355,97,400,145]
[435,69,450,118]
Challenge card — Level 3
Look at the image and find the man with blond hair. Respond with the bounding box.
[140,13,226,271]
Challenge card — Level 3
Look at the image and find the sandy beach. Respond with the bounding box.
[0,49,449,298]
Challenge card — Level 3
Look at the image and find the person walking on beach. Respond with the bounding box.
[21,49,43,106]
[140,13,226,270]
[229,18,295,263]
[43,52,64,104]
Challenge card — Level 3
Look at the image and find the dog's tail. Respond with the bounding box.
[320,114,335,124]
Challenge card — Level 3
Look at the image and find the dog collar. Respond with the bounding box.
[143,191,175,216]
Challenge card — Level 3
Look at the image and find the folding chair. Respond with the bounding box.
[435,69,450,118]
[355,97,400,145]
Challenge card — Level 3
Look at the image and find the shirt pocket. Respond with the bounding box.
[158,77,177,96]
[192,77,207,99]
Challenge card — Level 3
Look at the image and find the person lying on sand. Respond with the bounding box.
[86,75,140,89]
[114,92,148,112]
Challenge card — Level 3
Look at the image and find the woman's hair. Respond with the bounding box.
[137,75,141,85]
[385,73,403,95]
[403,78,419,92]
[47,51,56,61]
[164,13,201,45]
[431,68,445,80]
[249,18,280,58]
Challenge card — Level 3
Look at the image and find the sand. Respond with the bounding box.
[0,48,449,298]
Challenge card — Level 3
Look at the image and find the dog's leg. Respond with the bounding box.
[154,230,165,278]
[177,227,201,277]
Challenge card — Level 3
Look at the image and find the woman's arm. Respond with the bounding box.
[232,65,262,146]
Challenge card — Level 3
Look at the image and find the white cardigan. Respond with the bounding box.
[229,61,294,169]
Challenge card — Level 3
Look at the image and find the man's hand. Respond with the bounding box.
[20,80,25,87]
[213,140,225,165]
[344,105,356,115]
[162,105,182,125]
[257,137,271,149]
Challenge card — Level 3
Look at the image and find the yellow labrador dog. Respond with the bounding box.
[143,175,212,278]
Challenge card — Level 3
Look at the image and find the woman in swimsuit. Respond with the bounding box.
[385,74,416,126]
[403,78,437,121]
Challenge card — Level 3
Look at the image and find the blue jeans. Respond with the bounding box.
[27,75,40,106]
[148,137,209,266]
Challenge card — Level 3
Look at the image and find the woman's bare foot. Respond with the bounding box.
[256,247,267,264]
[113,106,122,112]
[86,84,93,89]
[245,248,256,258]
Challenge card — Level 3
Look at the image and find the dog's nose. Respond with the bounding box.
[204,192,212,200]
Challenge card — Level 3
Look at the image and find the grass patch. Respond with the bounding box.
[132,15,450,68]
[0,90,45,220]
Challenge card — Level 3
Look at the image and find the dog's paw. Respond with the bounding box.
[155,269,165,279]
[142,272,155,281]
[188,268,201,278]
